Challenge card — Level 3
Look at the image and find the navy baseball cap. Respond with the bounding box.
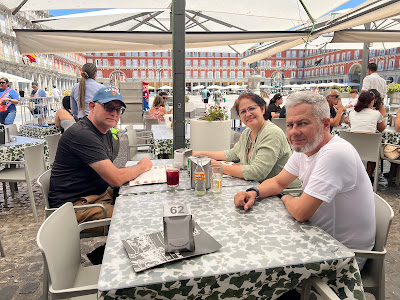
[92,87,126,107]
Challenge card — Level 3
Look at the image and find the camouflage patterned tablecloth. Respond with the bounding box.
[0,135,48,164]
[152,124,190,156]
[99,186,365,300]
[20,124,61,139]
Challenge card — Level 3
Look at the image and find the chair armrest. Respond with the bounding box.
[350,248,387,259]
[78,218,111,232]
[49,284,98,299]
[301,277,340,300]
[73,204,108,219]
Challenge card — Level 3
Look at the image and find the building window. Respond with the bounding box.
[200,52,206,57]
[329,67,333,74]
[215,71,220,78]
[163,59,169,67]
[378,60,384,71]
[286,61,290,67]
[298,60,303,68]
[125,52,131,56]
[298,51,303,58]
[132,52,138,57]
[335,66,338,73]
[126,59,131,67]
[149,71,154,78]
[230,60,235,67]
[186,70,191,78]
[316,69,319,76]
[245,71,250,77]
[230,71,235,78]
[215,60,220,67]
[354,50,359,59]
[162,51,169,57]
[238,71,243,78]
[207,52,214,57]
[140,59,146,67]
[266,60,271,67]
[347,51,351,60]
[237,60,243,67]
[193,60,198,67]
[276,52,282,58]
[163,70,169,78]
[148,60,153,67]
[291,50,297,58]
[291,71,296,78]
[193,52,198,57]
[298,71,303,77]
[222,71,228,78]
[208,60,213,67]
[200,71,206,78]
[141,71,146,78]
[215,52,220,57]
[223,53,229,57]
[325,68,328,75]
[207,71,213,78]
[96,70,103,78]
[230,53,236,57]
[286,50,291,58]
[193,71,198,78]
[340,65,345,73]
[113,52,120,56]
[102,59,108,66]
[87,58,93,63]
[331,54,334,63]
[390,48,397,54]
[389,59,395,70]
[276,60,281,67]
[133,70,138,78]
[185,52,191,57]
[186,60,191,67]
[370,49,375,57]
[200,60,206,67]
[223,60,228,67]
[380,49,385,56]
[114,59,120,67]
[291,61,296,67]
[148,52,153,57]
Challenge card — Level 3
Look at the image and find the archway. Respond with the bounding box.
[109,70,127,89]
[348,64,361,83]
[387,77,394,83]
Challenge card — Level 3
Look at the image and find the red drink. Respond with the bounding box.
[166,168,179,187]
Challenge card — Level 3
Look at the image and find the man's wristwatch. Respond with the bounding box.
[246,187,260,199]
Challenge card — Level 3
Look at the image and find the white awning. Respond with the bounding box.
[0,72,32,83]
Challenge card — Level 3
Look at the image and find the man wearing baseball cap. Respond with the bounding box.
[48,87,153,223]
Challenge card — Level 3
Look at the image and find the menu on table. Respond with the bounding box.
[129,165,166,186]
[122,223,222,273]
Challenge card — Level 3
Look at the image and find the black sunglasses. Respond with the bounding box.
[97,102,125,115]
[329,94,339,98]
[162,97,168,99]
[0,82,6,84]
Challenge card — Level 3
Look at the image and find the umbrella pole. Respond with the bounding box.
[172,0,186,151]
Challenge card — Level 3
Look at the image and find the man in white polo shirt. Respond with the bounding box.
[361,62,387,99]
[234,91,375,270]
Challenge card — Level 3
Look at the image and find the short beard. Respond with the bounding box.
[293,125,324,154]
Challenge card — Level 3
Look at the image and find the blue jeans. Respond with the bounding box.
[0,111,16,125]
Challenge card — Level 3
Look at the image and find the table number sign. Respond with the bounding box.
[163,204,195,253]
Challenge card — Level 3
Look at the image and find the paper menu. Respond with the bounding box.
[129,165,167,186]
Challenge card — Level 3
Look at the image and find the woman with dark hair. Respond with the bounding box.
[348,91,386,133]
[0,77,19,125]
[370,88,386,116]
[266,93,283,120]
[55,96,76,132]
[148,95,168,122]
[192,92,301,186]
[70,63,104,119]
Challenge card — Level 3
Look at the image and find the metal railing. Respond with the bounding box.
[18,97,62,125]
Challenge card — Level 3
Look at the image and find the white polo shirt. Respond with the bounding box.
[284,136,375,268]
[362,72,387,98]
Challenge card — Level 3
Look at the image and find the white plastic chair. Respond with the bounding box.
[351,193,394,300]
[0,143,46,222]
[6,124,19,136]
[195,107,206,117]
[37,202,110,300]
[340,131,382,192]
[144,118,159,131]
[271,118,287,136]
[126,128,154,161]
[44,133,61,166]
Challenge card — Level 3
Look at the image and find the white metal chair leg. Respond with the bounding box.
[26,181,38,222]
[0,237,5,257]
[42,263,49,299]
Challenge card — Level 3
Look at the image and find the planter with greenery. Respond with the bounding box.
[387,83,400,103]
[190,106,231,151]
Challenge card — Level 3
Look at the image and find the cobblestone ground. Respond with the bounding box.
[0,130,399,300]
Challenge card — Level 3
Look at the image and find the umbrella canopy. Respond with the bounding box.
[0,72,32,83]
[226,85,242,89]
[159,85,172,90]
[260,85,273,89]
[343,82,360,86]
[192,85,205,90]
[207,85,222,89]
[147,85,155,90]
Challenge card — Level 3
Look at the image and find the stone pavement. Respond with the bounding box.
[0,128,400,300]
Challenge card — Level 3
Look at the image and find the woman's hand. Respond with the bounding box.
[210,159,222,167]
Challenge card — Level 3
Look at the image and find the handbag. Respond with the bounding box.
[384,145,400,160]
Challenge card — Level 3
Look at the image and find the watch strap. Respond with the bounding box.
[246,187,260,198]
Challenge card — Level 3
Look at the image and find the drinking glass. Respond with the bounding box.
[166,164,179,188]
[211,166,223,193]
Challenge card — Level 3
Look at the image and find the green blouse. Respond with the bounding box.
[224,121,301,188]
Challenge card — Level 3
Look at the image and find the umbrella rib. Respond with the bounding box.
[128,11,166,31]
[90,12,152,30]
[185,13,209,31]
[186,10,246,31]
[12,0,28,15]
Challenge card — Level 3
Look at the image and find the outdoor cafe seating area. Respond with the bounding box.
[0,93,399,300]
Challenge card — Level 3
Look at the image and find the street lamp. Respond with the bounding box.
[156,64,162,95]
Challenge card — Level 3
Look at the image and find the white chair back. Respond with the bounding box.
[271,118,287,136]
[340,131,381,191]
[126,129,139,160]
[145,118,159,131]
[230,107,239,119]
[45,133,61,165]
[24,143,47,182]
[6,124,19,136]
[37,202,81,291]
[37,169,52,217]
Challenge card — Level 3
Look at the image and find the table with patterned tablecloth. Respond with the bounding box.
[0,135,49,163]
[119,159,259,195]
[332,125,400,144]
[99,185,365,300]
[20,124,61,139]
[151,124,190,156]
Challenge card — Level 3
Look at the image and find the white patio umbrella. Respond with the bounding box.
[147,85,155,90]
[227,85,242,89]
[260,84,273,89]
[207,85,222,89]
[0,72,31,83]
[192,85,205,90]
[344,82,360,86]
[159,85,173,90]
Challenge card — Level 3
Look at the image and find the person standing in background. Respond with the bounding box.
[142,81,150,111]
[31,81,47,115]
[70,63,104,119]
[345,89,358,109]
[361,62,387,100]
[52,85,61,99]
[201,87,210,108]
[0,78,19,125]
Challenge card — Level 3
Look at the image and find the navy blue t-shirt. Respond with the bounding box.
[329,106,336,132]
[48,117,113,208]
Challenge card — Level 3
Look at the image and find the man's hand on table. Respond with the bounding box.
[234,190,257,211]
[137,157,153,172]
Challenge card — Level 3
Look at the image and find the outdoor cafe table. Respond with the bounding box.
[98,186,365,299]
[20,123,60,139]
[118,159,258,195]
[151,124,190,156]
[332,125,400,144]
[0,135,48,162]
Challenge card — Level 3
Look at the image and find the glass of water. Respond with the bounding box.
[211,166,223,193]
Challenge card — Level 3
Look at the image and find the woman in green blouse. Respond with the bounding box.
[193,93,300,187]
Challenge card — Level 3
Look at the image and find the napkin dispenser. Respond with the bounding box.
[189,156,211,189]
[0,125,10,145]
[174,148,192,169]
[163,203,195,253]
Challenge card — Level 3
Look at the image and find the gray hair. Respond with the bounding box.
[324,88,338,97]
[286,91,329,121]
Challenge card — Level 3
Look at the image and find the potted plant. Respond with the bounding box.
[190,105,231,151]
[387,83,400,103]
